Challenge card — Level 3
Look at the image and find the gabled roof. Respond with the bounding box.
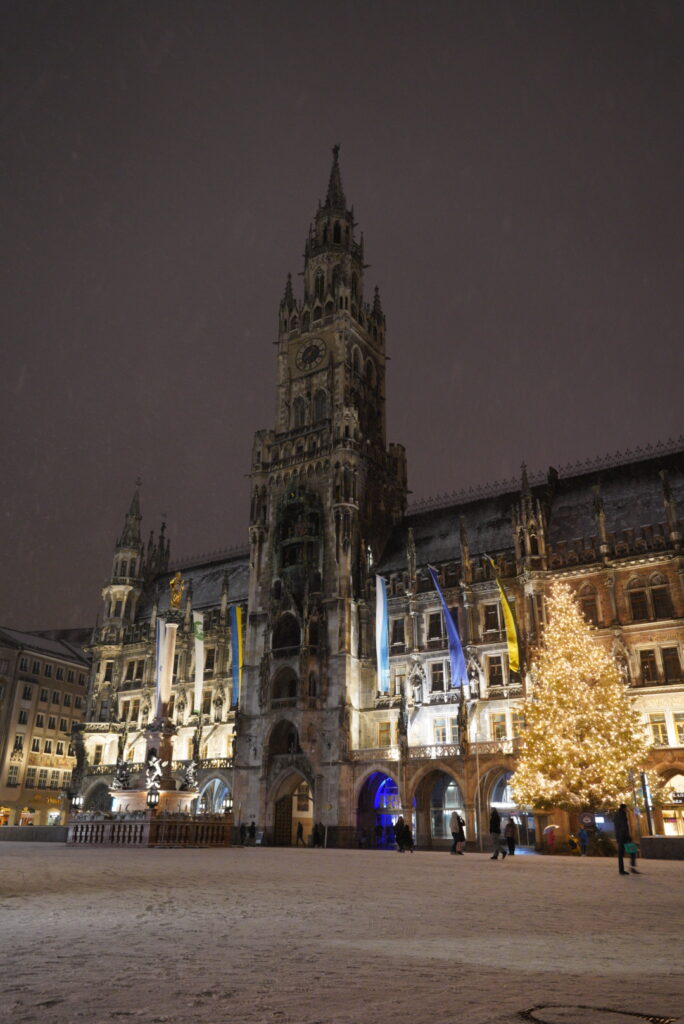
[0,627,89,665]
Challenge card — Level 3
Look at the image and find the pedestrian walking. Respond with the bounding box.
[295,821,305,846]
[402,820,414,853]
[614,803,640,875]
[454,812,466,854]
[449,810,459,854]
[239,822,247,845]
[394,815,406,853]
[489,807,506,860]
[248,820,256,845]
[504,816,517,856]
[374,823,383,848]
[578,827,588,856]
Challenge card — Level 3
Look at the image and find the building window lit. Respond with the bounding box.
[378,721,391,747]
[579,589,599,626]
[25,768,36,789]
[93,745,103,766]
[511,711,526,736]
[449,718,459,743]
[7,765,20,787]
[427,612,445,648]
[393,670,406,697]
[202,691,212,715]
[490,713,507,740]
[674,713,684,746]
[648,714,668,746]
[37,768,48,789]
[13,734,24,751]
[50,770,60,789]
[433,718,447,743]
[204,649,216,678]
[44,740,52,754]
[31,738,40,752]
[390,618,405,651]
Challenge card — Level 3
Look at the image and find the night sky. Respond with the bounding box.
[2,1,682,630]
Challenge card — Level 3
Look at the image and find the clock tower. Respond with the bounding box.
[237,147,407,845]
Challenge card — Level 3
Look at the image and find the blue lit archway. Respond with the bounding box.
[357,771,415,848]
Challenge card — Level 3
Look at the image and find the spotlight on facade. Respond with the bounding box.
[71,793,83,810]
[147,789,160,809]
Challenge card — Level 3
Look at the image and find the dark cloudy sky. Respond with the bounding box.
[2,0,682,629]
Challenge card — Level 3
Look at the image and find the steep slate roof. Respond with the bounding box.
[136,551,249,618]
[0,627,89,664]
[377,447,684,573]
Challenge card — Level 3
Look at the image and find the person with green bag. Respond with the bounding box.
[614,803,640,875]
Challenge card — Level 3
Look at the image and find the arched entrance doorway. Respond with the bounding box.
[357,771,404,848]
[272,772,314,846]
[489,769,535,848]
[199,777,231,814]
[413,769,465,849]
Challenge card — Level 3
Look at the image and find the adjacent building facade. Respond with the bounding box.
[0,628,89,825]
[77,150,684,847]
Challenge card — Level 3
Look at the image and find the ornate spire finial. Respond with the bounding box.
[372,285,383,318]
[325,144,345,209]
[281,272,295,311]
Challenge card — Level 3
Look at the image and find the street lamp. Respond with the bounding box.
[71,793,83,811]
[222,794,234,814]
[147,789,160,810]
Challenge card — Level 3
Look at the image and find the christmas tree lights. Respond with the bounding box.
[511,582,652,811]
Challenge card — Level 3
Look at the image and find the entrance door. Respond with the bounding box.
[273,794,293,846]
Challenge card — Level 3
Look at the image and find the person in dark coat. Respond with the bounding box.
[504,817,517,856]
[402,820,414,853]
[239,822,247,845]
[614,803,639,875]
[489,807,506,860]
[394,815,406,853]
[248,820,256,845]
[455,813,466,855]
[295,821,305,846]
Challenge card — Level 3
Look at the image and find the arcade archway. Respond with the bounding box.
[199,776,231,813]
[83,782,112,813]
[357,771,404,848]
[272,771,313,846]
[413,769,465,848]
[487,769,535,848]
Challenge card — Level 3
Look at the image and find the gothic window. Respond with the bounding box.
[302,311,310,331]
[322,225,328,243]
[629,587,649,621]
[652,585,673,620]
[351,346,361,374]
[313,305,322,322]
[272,613,300,653]
[430,662,445,692]
[333,221,341,243]
[490,713,507,740]
[427,612,444,647]
[648,713,668,745]
[390,618,405,650]
[483,604,501,633]
[662,647,682,683]
[529,533,539,556]
[293,397,307,429]
[272,668,298,703]
[315,271,325,300]
[579,585,599,626]
[121,560,128,577]
[313,390,328,422]
[103,661,113,683]
[488,656,504,687]
[639,649,658,684]
[325,300,333,315]
[308,618,319,648]
[204,648,215,678]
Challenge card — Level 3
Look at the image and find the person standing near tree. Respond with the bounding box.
[504,816,517,856]
[614,803,639,875]
[489,807,506,860]
[578,826,588,856]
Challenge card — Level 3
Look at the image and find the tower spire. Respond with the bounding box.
[325,144,345,209]
[117,480,142,548]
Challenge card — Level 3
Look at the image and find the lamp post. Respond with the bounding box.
[222,794,234,815]
[147,788,160,811]
[71,792,83,813]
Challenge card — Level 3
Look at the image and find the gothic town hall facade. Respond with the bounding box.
[79,150,684,847]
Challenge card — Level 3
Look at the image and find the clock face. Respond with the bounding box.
[295,339,327,371]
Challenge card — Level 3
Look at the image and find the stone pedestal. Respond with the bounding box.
[109,789,198,815]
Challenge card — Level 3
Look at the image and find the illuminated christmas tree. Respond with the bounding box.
[512,581,652,811]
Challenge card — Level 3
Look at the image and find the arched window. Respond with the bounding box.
[273,614,301,653]
[313,389,328,422]
[272,669,298,703]
[578,584,599,626]
[333,221,341,243]
[313,305,322,322]
[529,533,539,557]
[315,271,325,300]
[293,397,307,429]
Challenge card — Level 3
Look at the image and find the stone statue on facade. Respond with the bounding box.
[169,571,185,609]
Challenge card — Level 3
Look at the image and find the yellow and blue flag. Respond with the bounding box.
[485,555,520,673]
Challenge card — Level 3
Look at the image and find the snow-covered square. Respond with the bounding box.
[0,844,682,1024]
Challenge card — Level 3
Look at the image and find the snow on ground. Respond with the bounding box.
[0,844,682,1024]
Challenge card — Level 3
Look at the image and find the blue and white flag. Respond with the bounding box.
[375,575,390,693]
[427,566,468,687]
[155,614,166,716]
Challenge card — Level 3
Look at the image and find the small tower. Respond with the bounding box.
[512,463,547,571]
[102,483,144,627]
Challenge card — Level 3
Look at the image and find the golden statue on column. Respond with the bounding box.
[169,571,185,609]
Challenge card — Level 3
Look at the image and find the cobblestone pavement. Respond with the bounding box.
[0,844,682,1024]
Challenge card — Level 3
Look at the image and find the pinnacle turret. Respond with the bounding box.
[117,480,142,549]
